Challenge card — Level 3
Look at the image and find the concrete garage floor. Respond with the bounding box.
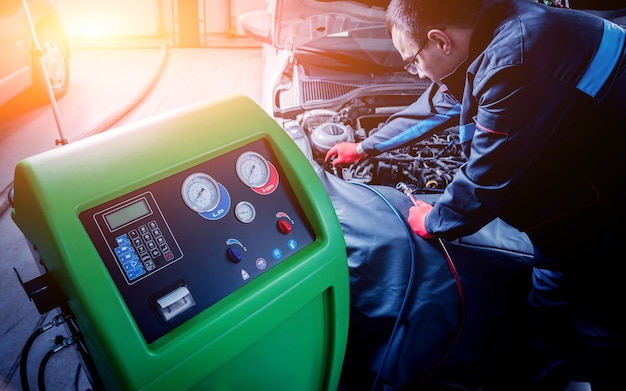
[0,39,592,390]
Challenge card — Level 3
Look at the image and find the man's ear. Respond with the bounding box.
[427,29,452,53]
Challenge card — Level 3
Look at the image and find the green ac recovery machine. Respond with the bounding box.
[11,95,349,390]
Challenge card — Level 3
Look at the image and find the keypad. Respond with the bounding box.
[114,220,174,281]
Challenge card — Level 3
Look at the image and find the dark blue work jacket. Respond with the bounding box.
[425,0,626,240]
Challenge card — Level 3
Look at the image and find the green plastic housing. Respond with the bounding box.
[12,95,349,390]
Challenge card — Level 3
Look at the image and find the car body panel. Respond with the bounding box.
[0,2,33,105]
[240,0,388,50]
[0,0,71,106]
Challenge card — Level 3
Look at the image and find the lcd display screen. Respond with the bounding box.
[104,198,151,231]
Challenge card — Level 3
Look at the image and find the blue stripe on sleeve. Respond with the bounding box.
[459,122,476,144]
[577,20,625,97]
[375,104,462,151]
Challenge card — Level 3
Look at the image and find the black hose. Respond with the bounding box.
[64,313,105,390]
[20,327,43,391]
[37,349,55,391]
[74,363,83,391]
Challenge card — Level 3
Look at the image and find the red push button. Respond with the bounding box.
[277,219,292,234]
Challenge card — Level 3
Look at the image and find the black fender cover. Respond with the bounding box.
[313,163,535,390]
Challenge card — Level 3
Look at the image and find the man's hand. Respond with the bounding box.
[408,200,434,239]
[324,142,365,166]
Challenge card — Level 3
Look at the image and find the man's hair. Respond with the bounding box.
[386,0,483,42]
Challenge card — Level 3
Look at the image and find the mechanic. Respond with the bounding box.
[378,0,624,389]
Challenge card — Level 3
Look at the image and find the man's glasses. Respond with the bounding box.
[403,44,425,75]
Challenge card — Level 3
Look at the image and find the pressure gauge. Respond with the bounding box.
[235,201,256,223]
[181,173,221,212]
[236,151,270,188]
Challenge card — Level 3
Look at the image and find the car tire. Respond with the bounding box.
[31,27,70,102]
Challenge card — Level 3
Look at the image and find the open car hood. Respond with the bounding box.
[239,0,389,50]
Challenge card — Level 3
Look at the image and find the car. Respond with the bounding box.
[0,0,71,107]
[239,0,434,179]
[240,1,626,390]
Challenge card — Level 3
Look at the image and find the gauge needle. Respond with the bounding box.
[197,188,204,198]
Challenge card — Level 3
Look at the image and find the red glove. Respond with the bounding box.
[324,142,365,166]
[408,200,434,239]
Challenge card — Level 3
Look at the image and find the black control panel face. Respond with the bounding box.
[79,140,315,343]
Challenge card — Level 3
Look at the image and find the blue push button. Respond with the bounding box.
[122,257,141,271]
[115,234,129,245]
[119,252,138,263]
[127,267,146,280]
[115,244,134,256]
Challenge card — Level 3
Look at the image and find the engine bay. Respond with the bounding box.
[284,96,465,193]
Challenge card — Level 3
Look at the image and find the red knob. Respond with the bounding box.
[277,219,292,234]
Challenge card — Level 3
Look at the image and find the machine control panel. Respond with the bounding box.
[93,192,183,284]
[80,139,315,343]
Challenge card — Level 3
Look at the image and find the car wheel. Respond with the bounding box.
[32,27,70,100]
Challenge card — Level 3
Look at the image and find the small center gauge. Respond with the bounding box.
[234,201,256,223]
